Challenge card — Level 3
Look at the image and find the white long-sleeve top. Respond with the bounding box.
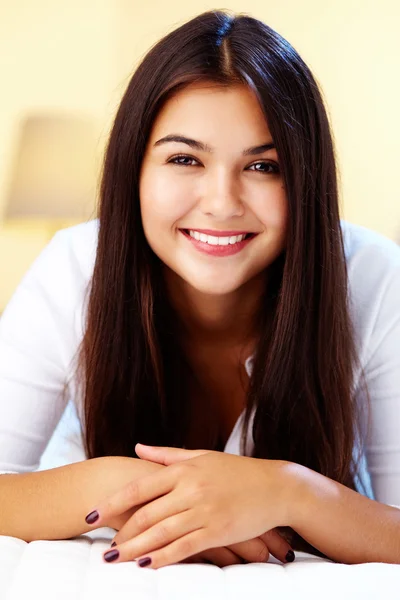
[0,219,399,506]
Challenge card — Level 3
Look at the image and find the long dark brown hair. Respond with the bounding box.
[74,9,371,555]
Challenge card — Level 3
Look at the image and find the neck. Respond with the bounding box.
[163,268,267,349]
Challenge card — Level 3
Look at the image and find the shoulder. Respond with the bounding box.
[2,218,100,337]
[0,220,100,390]
[50,218,99,281]
[340,220,400,368]
[24,219,100,307]
[341,219,400,277]
[340,220,400,305]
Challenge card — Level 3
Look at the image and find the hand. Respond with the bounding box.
[105,458,295,567]
[85,445,295,569]
[109,511,295,567]
[105,461,165,532]
[180,528,295,567]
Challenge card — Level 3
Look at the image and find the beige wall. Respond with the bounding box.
[1,0,399,309]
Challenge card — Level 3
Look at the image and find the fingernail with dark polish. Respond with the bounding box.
[138,557,152,568]
[104,549,119,562]
[111,541,116,547]
[285,550,295,563]
[85,510,99,525]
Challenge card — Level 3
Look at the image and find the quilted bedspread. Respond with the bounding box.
[1,525,400,600]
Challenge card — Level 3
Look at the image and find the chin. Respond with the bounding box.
[183,277,246,296]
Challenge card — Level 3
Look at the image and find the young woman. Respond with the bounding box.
[0,10,399,570]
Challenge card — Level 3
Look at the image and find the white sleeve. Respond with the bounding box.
[0,230,78,474]
[358,264,400,506]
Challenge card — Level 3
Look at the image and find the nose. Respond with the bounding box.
[199,167,245,220]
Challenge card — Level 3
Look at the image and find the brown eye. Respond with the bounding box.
[247,161,280,174]
[168,155,199,166]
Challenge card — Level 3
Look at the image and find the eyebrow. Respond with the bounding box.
[153,134,275,156]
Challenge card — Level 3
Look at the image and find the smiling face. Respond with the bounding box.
[139,82,288,302]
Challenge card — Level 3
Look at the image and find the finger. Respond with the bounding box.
[134,528,210,569]
[113,492,189,546]
[108,505,141,532]
[85,468,175,528]
[197,547,244,567]
[259,529,295,563]
[228,538,270,564]
[103,509,203,565]
[135,444,212,465]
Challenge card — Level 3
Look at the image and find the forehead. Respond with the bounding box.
[148,82,272,141]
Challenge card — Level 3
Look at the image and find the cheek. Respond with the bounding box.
[140,170,193,228]
[256,185,288,231]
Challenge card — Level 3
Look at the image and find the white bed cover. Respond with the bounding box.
[1,523,400,600]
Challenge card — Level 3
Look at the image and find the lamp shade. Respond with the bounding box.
[5,113,98,220]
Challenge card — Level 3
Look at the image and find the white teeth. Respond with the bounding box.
[188,230,246,245]
[218,237,230,246]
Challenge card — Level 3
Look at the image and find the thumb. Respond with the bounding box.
[135,443,211,465]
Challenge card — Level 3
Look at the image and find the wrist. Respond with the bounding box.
[277,460,311,529]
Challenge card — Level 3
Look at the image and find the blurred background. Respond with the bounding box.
[0,0,399,313]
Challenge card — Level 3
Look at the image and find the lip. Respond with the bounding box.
[180,229,258,257]
[180,228,255,236]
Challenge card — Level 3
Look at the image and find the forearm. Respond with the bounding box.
[0,456,163,542]
[287,463,400,564]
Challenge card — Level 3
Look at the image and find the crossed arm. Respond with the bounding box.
[284,462,400,565]
[2,453,400,565]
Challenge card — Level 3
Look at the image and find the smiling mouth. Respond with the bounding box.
[181,229,257,240]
